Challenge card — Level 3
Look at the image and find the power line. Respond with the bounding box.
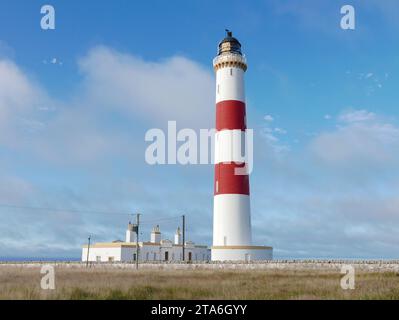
[140,216,181,224]
[0,203,131,216]
[0,203,185,228]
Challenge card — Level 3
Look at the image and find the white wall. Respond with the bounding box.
[82,247,122,262]
[213,194,252,246]
[125,230,135,243]
[82,245,211,262]
[216,66,245,103]
[211,247,273,261]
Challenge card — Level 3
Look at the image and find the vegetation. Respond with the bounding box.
[1,266,399,300]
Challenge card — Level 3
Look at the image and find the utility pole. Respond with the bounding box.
[86,235,91,268]
[182,214,185,262]
[136,213,140,270]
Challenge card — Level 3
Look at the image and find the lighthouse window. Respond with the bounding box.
[241,133,246,156]
[215,180,219,192]
[217,84,220,94]
[230,68,233,76]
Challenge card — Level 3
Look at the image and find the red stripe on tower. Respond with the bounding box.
[214,162,249,195]
[216,100,247,131]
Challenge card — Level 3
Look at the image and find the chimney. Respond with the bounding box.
[150,225,161,243]
[174,227,181,245]
[126,222,136,243]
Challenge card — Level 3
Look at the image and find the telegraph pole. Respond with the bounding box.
[136,213,140,270]
[86,235,91,268]
[182,215,185,262]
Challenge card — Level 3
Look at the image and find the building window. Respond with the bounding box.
[96,256,101,262]
[108,257,114,262]
[224,236,227,246]
[153,253,156,261]
[230,68,233,76]
[146,252,149,260]
[172,253,175,260]
[133,253,137,261]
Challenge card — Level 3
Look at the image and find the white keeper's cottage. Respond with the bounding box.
[82,224,210,262]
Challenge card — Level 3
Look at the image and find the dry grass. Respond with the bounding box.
[1,266,399,300]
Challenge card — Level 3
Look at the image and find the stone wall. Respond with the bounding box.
[1,260,399,272]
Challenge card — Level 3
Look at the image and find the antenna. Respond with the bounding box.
[182,214,185,262]
[86,235,91,268]
[136,213,140,270]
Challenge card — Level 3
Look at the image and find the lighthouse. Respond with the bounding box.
[211,30,273,261]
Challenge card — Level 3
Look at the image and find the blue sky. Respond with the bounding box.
[1,0,399,259]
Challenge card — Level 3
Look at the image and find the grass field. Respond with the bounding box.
[1,266,399,300]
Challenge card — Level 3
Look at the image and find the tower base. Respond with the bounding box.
[211,245,273,261]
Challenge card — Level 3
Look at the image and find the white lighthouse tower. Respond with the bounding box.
[211,30,273,261]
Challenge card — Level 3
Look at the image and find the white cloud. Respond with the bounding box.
[259,128,290,156]
[0,59,50,144]
[274,127,287,134]
[78,46,214,129]
[365,72,373,79]
[43,58,63,66]
[1,47,215,164]
[253,108,399,258]
[311,109,399,165]
[354,71,387,95]
[263,114,274,122]
[338,109,376,123]
[0,175,35,203]
[262,132,278,142]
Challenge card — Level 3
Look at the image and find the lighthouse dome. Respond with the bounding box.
[218,30,242,56]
